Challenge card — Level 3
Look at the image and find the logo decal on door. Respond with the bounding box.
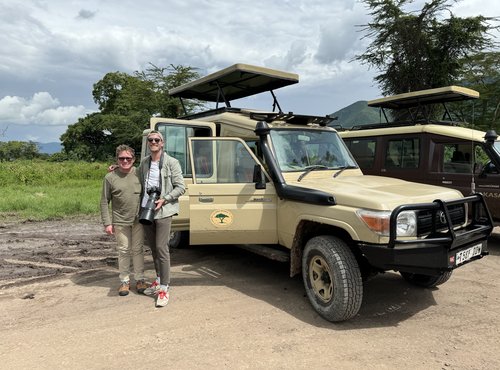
[210,210,234,227]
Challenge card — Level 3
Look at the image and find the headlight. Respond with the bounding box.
[396,210,417,237]
[357,209,417,237]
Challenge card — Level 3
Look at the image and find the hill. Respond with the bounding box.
[328,101,381,129]
[37,142,62,154]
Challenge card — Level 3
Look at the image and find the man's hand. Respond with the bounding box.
[105,225,114,235]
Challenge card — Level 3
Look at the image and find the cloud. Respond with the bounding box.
[0,92,88,126]
[77,9,96,20]
[1,0,495,143]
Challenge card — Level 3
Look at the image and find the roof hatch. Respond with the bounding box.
[368,86,479,110]
[169,63,299,111]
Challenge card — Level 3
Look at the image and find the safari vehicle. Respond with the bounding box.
[143,64,493,322]
[339,86,500,226]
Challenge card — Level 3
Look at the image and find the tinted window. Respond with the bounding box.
[385,138,419,169]
[442,143,473,174]
[345,139,376,169]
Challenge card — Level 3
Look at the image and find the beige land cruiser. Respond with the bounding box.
[143,64,493,322]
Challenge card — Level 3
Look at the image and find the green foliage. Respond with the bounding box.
[0,160,107,186]
[456,51,500,132]
[0,161,105,221]
[134,64,206,117]
[60,112,145,162]
[0,141,40,161]
[356,0,498,96]
[61,63,202,161]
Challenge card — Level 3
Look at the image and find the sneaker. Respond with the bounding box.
[156,289,169,307]
[118,281,130,296]
[136,280,148,294]
[143,280,160,296]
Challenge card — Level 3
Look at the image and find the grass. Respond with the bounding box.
[0,160,108,222]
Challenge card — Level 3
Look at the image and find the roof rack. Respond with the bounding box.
[180,107,334,127]
[348,119,464,131]
[248,112,334,126]
[169,63,299,114]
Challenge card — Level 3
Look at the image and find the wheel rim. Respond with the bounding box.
[308,255,333,303]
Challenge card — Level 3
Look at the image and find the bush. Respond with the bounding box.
[0,160,108,221]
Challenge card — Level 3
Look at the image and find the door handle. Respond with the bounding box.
[198,196,214,203]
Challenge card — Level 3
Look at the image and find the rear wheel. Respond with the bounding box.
[169,231,188,249]
[400,271,453,288]
[302,236,363,322]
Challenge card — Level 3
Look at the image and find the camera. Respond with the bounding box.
[139,186,161,225]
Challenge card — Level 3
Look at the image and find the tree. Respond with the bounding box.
[61,112,145,162]
[0,141,39,161]
[134,64,205,117]
[456,51,500,131]
[62,64,201,161]
[355,0,498,96]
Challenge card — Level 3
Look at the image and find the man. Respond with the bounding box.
[139,130,185,307]
[100,145,147,296]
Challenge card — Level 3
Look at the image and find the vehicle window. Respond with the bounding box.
[156,124,212,177]
[385,138,419,169]
[270,130,356,171]
[442,143,473,174]
[192,139,258,184]
[474,144,498,174]
[344,139,376,169]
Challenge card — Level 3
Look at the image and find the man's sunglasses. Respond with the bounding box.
[118,157,134,161]
[148,138,162,143]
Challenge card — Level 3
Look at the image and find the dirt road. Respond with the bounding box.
[1,218,499,369]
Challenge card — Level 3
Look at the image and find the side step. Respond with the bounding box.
[237,244,290,263]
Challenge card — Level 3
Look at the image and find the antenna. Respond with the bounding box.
[470,101,475,194]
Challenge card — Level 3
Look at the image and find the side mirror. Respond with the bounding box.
[253,164,266,189]
[479,161,499,178]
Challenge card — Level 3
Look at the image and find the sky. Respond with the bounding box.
[0,0,498,143]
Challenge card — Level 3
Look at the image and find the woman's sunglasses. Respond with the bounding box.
[148,138,162,143]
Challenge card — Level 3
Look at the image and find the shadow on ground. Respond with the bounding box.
[71,244,438,330]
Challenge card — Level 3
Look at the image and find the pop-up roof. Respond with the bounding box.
[169,63,299,106]
[368,86,479,110]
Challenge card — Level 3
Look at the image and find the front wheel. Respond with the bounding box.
[302,236,363,322]
[400,271,453,288]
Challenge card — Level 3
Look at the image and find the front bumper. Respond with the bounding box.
[359,194,493,275]
[359,239,489,275]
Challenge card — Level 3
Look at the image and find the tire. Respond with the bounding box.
[302,236,363,322]
[400,271,453,288]
[169,231,188,249]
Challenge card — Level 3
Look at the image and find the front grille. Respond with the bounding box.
[417,204,466,236]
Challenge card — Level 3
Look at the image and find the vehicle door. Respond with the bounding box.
[474,143,500,223]
[431,140,500,223]
[187,137,279,245]
[144,118,217,232]
[376,135,422,181]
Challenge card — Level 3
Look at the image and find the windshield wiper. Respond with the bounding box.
[333,165,357,178]
[297,165,329,182]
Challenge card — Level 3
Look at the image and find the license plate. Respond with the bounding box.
[455,243,482,265]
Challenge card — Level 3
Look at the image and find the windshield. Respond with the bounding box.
[270,129,357,172]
